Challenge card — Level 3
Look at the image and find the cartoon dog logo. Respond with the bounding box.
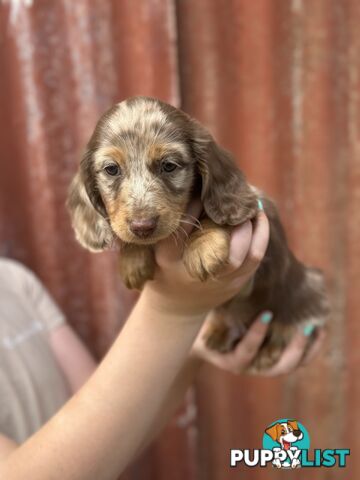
[265,419,303,469]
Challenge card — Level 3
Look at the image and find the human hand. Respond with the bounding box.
[191,311,326,375]
[142,200,270,319]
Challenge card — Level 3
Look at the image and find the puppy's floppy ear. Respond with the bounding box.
[67,153,115,252]
[265,423,281,442]
[190,121,257,225]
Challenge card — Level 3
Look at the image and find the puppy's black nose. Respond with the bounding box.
[129,217,158,238]
[293,429,302,437]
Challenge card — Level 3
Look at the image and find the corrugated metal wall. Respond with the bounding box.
[0,0,359,478]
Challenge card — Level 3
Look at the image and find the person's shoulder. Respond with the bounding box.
[0,258,35,283]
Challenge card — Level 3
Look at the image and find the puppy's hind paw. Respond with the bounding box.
[250,342,285,372]
[203,322,244,353]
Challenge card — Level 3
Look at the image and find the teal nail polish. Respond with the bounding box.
[257,199,264,211]
[261,311,273,324]
[303,324,315,336]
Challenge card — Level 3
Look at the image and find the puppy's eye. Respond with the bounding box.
[104,164,121,176]
[161,160,178,173]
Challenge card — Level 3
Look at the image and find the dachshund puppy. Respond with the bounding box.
[67,96,328,370]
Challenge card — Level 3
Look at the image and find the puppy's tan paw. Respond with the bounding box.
[119,245,155,290]
[183,224,230,281]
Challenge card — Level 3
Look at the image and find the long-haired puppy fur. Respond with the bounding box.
[67,96,328,371]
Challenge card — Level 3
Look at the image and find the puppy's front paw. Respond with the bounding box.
[119,245,155,290]
[183,221,230,281]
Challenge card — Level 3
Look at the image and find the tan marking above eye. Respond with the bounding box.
[95,146,126,168]
[146,143,189,167]
[147,144,169,165]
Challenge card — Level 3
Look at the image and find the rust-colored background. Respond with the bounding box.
[0,1,359,478]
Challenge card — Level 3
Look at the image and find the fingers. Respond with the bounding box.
[301,328,326,366]
[194,312,273,374]
[194,319,326,377]
[226,220,253,270]
[223,312,273,373]
[239,210,270,275]
[261,329,313,377]
[222,210,269,281]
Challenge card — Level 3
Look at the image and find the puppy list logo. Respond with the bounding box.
[230,418,350,469]
[263,419,309,469]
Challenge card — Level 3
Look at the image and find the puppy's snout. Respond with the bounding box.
[293,430,302,438]
[129,216,158,238]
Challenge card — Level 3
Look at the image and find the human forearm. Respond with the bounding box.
[134,354,203,458]
[0,435,17,462]
[1,290,205,480]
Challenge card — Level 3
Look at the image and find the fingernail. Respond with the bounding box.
[303,324,315,336]
[260,311,273,324]
[257,199,264,210]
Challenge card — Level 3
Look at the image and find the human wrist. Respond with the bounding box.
[140,283,208,325]
[186,350,205,375]
[189,343,204,362]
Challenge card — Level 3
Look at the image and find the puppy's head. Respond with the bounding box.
[265,421,303,447]
[68,96,257,250]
